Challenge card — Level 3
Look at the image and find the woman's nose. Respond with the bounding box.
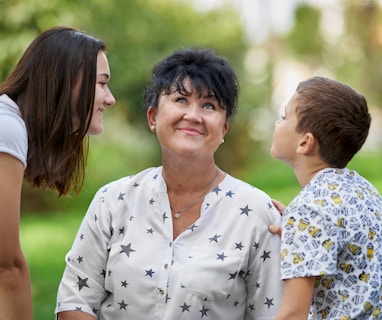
[106,88,116,106]
[183,104,202,121]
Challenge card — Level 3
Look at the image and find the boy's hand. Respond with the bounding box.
[268,224,282,236]
[272,199,286,214]
[268,199,286,236]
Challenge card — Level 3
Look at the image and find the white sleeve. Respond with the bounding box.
[55,186,113,316]
[245,190,284,319]
[0,110,28,168]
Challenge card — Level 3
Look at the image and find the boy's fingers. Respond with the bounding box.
[268,225,282,236]
[272,199,286,214]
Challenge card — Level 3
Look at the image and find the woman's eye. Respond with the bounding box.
[203,103,215,110]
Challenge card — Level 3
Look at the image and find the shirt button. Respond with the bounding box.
[158,288,164,295]
[164,263,168,269]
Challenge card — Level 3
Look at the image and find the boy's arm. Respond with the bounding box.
[57,311,95,320]
[274,277,316,320]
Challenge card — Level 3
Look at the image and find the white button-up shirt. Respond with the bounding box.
[56,167,283,319]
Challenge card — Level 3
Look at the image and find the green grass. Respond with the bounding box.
[20,151,382,319]
[20,211,82,319]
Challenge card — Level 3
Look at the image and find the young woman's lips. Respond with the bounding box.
[97,107,105,117]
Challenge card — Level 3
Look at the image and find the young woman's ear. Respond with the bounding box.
[297,132,316,155]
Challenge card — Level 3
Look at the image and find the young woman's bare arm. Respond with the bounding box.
[0,153,33,320]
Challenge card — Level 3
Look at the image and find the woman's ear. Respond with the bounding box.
[222,120,229,139]
[147,106,157,132]
[297,132,316,155]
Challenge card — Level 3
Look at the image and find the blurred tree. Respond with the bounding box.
[0,0,79,79]
[277,1,382,108]
[79,0,246,122]
[1,0,258,210]
[343,0,382,106]
[4,0,382,212]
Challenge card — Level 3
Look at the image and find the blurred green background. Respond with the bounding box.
[1,0,382,318]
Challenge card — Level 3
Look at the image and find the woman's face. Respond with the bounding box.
[87,50,116,135]
[71,50,115,135]
[147,80,229,160]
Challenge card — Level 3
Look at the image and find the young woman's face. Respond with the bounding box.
[147,80,229,160]
[87,50,115,135]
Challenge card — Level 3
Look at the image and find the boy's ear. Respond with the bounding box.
[297,132,316,155]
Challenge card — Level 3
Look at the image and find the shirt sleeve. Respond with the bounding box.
[0,111,28,168]
[245,191,284,319]
[55,185,114,316]
[280,199,339,280]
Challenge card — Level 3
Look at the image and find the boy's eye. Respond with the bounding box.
[175,97,186,103]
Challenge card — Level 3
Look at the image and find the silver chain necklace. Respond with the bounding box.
[169,168,219,219]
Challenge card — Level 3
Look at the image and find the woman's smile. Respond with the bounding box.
[177,126,203,136]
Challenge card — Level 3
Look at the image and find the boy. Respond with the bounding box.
[271,76,382,319]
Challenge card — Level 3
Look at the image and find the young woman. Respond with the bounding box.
[56,48,283,320]
[0,26,115,320]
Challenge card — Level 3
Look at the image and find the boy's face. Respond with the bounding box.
[270,92,305,166]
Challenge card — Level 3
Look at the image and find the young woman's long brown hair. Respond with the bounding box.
[0,26,105,195]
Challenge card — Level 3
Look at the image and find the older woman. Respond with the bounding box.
[56,48,282,320]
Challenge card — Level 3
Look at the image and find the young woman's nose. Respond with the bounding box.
[105,87,116,106]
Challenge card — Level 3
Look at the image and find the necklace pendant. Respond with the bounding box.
[174,212,181,219]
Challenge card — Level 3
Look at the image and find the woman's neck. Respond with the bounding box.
[162,163,220,194]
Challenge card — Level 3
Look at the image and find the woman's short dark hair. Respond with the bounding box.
[144,48,239,121]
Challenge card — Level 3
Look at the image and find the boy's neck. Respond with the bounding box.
[293,160,328,187]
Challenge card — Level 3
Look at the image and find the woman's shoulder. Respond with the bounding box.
[96,167,162,195]
[223,174,272,200]
[219,174,282,226]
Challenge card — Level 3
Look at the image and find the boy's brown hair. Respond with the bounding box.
[295,76,371,168]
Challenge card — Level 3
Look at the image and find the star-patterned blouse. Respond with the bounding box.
[280,168,382,319]
[56,166,283,320]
